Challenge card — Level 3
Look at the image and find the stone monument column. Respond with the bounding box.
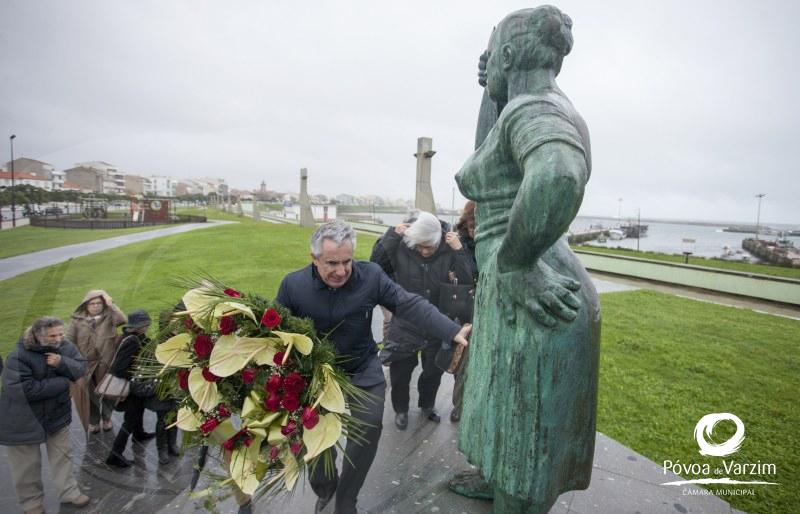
[299,168,314,227]
[414,137,436,214]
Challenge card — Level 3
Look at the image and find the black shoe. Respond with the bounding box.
[158,446,170,465]
[394,412,408,430]
[422,408,441,423]
[238,501,253,514]
[450,409,461,423]
[133,431,156,442]
[106,454,133,468]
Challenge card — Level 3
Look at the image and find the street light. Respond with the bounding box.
[9,134,16,228]
[755,193,765,240]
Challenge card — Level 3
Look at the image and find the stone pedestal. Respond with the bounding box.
[299,168,314,227]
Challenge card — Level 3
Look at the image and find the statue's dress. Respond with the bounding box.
[455,89,601,505]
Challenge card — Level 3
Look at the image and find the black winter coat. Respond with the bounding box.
[0,336,86,445]
[276,261,461,385]
[380,227,475,350]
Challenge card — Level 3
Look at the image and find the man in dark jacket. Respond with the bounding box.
[276,220,470,514]
[0,316,90,513]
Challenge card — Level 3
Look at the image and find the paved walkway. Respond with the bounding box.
[0,220,233,282]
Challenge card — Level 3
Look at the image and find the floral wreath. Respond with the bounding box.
[142,277,367,497]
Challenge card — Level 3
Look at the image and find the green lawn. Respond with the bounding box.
[572,244,800,280]
[0,215,796,513]
[0,212,376,356]
[0,224,175,259]
[597,289,799,514]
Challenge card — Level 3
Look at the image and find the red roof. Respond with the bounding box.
[0,171,50,181]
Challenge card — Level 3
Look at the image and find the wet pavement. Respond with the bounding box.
[0,365,742,514]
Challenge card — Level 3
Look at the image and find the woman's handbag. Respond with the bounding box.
[94,336,130,401]
[435,341,466,374]
[95,372,130,401]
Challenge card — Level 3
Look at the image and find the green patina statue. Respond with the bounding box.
[452,6,601,513]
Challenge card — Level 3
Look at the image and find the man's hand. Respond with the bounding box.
[453,323,472,347]
[45,353,61,368]
[394,223,410,235]
[498,260,582,328]
[445,231,463,250]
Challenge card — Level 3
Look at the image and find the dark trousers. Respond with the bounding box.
[309,380,386,514]
[389,342,444,413]
[110,396,146,458]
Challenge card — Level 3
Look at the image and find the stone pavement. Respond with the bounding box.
[0,366,744,514]
[0,220,234,282]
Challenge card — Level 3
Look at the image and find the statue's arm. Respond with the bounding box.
[496,140,587,274]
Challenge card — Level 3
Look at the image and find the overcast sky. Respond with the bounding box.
[1,0,798,224]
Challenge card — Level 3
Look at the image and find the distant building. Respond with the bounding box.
[0,171,52,190]
[149,176,177,197]
[63,166,104,193]
[124,174,148,195]
[4,158,55,179]
[283,202,337,222]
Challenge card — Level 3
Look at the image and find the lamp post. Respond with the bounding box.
[755,193,765,240]
[9,134,16,228]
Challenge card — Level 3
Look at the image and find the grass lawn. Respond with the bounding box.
[572,244,800,280]
[0,214,796,513]
[597,289,799,514]
[0,224,177,259]
[0,212,376,356]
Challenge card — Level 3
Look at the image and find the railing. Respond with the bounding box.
[28,214,207,229]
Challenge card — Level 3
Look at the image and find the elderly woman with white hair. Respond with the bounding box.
[378,211,476,430]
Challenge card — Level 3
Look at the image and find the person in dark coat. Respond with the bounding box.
[105,309,156,468]
[450,201,478,423]
[378,210,475,430]
[0,316,90,513]
[276,220,471,514]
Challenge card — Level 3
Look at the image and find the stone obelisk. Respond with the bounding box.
[299,168,314,227]
[414,137,436,214]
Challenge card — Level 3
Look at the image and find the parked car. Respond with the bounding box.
[44,206,64,216]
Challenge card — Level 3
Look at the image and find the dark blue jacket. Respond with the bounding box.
[0,335,86,445]
[276,261,461,386]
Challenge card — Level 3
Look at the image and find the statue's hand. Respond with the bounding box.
[478,50,488,87]
[497,261,581,328]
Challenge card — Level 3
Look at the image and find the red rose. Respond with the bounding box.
[290,441,303,455]
[222,438,235,451]
[269,445,280,460]
[223,288,241,298]
[265,393,281,412]
[301,407,320,430]
[273,352,288,366]
[194,335,214,358]
[244,437,254,447]
[283,372,306,395]
[261,308,281,329]
[219,316,237,335]
[183,317,197,331]
[281,393,300,412]
[217,404,231,418]
[241,367,257,385]
[177,369,189,390]
[202,367,220,383]
[280,421,297,436]
[266,373,283,394]
[199,417,220,434]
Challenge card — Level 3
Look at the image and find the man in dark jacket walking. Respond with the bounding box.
[0,316,90,514]
[276,220,470,514]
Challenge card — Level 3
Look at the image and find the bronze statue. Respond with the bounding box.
[453,6,601,513]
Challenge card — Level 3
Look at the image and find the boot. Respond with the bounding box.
[167,427,180,456]
[107,425,131,467]
[156,424,170,464]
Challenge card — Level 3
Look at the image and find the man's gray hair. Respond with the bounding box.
[24,316,64,344]
[310,220,357,257]
[403,211,442,249]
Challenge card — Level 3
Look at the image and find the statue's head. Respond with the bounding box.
[486,5,574,103]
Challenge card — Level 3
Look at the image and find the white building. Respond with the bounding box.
[149,176,177,197]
